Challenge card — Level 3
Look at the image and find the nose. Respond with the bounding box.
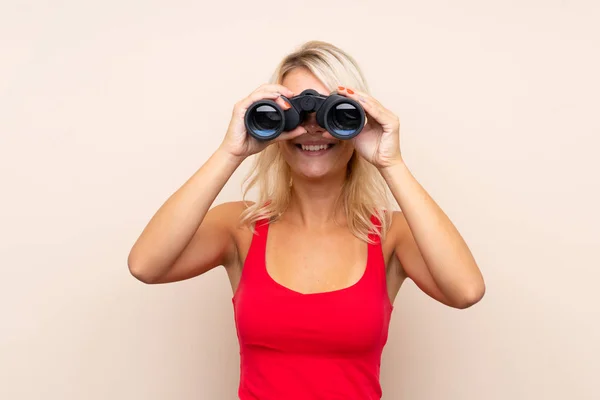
[301,113,322,134]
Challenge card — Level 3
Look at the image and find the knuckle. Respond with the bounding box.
[263,83,277,92]
[234,99,248,114]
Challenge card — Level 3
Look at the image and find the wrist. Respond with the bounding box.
[215,145,247,167]
[377,155,405,176]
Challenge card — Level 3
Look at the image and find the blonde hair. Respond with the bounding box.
[239,40,394,243]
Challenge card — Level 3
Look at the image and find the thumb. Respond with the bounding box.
[272,126,307,143]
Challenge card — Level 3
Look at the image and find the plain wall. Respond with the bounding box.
[1,1,599,399]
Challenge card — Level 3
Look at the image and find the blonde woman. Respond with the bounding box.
[128,40,485,399]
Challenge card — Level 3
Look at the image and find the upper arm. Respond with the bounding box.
[391,211,452,306]
[150,201,249,284]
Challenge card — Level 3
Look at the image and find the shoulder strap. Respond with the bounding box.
[368,213,383,244]
[366,213,389,294]
[246,218,269,262]
[238,218,269,288]
[253,217,269,238]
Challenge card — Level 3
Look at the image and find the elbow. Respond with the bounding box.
[127,252,159,284]
[453,279,486,309]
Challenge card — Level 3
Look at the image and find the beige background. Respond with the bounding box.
[1,1,599,399]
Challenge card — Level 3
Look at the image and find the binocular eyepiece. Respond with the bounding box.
[244,89,365,141]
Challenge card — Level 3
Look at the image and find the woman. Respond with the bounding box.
[127,40,485,399]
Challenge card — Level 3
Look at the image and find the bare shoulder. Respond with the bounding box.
[204,200,255,232]
[381,210,408,244]
[137,200,257,284]
[208,199,256,254]
[378,210,407,269]
[208,200,255,219]
[210,200,258,280]
[378,210,411,302]
[384,209,427,280]
[387,210,413,241]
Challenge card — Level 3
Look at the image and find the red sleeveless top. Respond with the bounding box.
[232,216,394,399]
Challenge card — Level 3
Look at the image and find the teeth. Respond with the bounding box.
[301,144,329,151]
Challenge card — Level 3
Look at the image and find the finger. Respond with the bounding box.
[246,90,281,105]
[274,96,292,111]
[253,83,294,98]
[272,125,306,143]
[234,90,284,117]
[336,86,382,108]
[336,86,392,124]
[245,91,291,114]
[245,84,294,109]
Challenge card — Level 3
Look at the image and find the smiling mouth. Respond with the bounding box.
[294,143,335,153]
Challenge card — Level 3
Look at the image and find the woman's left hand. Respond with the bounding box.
[336,86,403,169]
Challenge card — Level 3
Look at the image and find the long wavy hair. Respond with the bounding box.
[239,40,394,243]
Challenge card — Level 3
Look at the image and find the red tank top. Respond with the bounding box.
[232,216,394,399]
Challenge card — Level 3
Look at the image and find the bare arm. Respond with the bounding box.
[127,83,304,284]
[382,161,486,309]
[333,85,485,309]
[127,148,244,284]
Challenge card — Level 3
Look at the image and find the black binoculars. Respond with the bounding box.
[244,89,365,141]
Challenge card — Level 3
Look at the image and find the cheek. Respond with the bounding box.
[337,143,355,162]
[278,142,296,159]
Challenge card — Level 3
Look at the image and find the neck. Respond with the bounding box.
[285,170,347,229]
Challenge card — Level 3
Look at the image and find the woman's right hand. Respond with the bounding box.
[219,83,307,159]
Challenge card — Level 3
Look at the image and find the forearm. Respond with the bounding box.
[379,159,484,302]
[128,146,244,275]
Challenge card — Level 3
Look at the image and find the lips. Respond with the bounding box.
[297,143,334,151]
[292,141,336,155]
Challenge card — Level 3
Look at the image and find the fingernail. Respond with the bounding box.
[282,101,291,110]
[347,88,354,94]
[338,86,345,91]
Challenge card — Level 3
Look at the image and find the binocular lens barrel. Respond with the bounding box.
[246,102,284,140]
[328,103,362,137]
[244,90,365,141]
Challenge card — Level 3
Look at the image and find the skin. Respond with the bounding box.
[127,67,486,309]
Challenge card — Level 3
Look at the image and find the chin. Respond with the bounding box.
[295,165,334,180]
